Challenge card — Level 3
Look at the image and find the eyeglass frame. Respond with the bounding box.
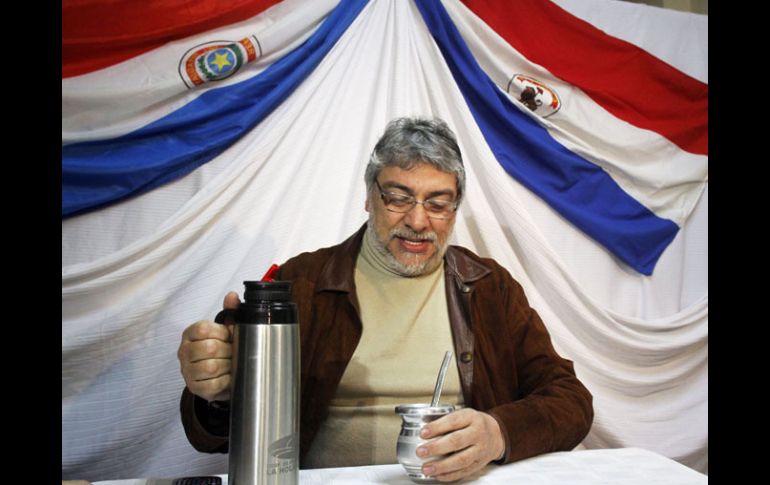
[373,178,458,220]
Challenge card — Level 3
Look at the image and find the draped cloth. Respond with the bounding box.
[62,0,707,480]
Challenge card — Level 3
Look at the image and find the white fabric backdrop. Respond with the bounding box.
[62,0,707,481]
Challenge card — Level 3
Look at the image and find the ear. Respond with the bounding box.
[365,197,371,212]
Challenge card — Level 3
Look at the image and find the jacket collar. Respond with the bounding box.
[444,245,492,284]
[316,224,367,293]
[317,223,491,292]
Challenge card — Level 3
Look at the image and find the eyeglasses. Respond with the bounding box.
[374,179,457,220]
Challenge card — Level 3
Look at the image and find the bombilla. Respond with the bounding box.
[431,351,453,407]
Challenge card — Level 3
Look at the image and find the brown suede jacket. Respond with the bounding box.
[180,224,593,466]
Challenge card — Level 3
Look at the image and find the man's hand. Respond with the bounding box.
[177,292,240,402]
[416,408,505,482]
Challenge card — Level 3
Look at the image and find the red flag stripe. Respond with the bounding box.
[460,0,708,155]
[62,0,281,78]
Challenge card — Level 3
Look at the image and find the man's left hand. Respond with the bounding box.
[415,408,505,482]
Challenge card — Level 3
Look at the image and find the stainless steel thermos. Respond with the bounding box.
[216,281,300,485]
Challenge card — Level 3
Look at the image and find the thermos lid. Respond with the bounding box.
[243,280,292,302]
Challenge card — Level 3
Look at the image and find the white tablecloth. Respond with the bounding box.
[92,447,707,484]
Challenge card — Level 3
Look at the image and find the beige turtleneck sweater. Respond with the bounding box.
[303,230,464,468]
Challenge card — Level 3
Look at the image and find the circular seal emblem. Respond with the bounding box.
[506,74,561,117]
[178,36,262,89]
[203,47,237,78]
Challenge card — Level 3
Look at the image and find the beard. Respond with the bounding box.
[365,219,450,277]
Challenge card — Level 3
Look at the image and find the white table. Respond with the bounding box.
[93,447,707,484]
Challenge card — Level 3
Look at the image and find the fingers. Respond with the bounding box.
[182,353,232,382]
[181,320,232,345]
[420,408,474,441]
[186,373,232,402]
[178,318,235,402]
[418,423,476,460]
[416,409,505,482]
[423,447,486,482]
[176,293,241,402]
[182,334,233,363]
[179,340,233,401]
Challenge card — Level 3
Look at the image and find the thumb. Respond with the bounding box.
[223,291,241,310]
[220,291,241,337]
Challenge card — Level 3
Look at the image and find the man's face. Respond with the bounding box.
[365,163,458,276]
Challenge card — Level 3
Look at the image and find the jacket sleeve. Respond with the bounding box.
[180,387,230,453]
[485,271,594,464]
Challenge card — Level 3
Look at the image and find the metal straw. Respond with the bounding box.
[431,351,453,407]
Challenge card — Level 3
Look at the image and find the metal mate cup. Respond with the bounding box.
[395,403,455,483]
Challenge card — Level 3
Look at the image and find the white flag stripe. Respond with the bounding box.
[443,0,707,225]
[553,0,708,83]
[62,0,339,144]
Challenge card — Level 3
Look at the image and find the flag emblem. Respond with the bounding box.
[178,36,262,89]
[506,74,561,117]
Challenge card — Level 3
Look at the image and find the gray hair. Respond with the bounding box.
[364,117,465,204]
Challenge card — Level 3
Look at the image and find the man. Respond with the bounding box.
[178,117,593,482]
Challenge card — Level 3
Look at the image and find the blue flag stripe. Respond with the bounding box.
[414,0,678,275]
[61,0,369,218]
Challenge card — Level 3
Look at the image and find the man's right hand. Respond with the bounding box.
[178,292,240,402]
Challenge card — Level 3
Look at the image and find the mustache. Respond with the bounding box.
[389,227,437,242]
